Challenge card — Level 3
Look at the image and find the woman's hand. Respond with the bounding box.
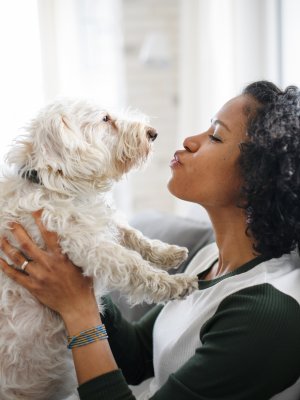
[0,211,98,325]
[0,211,119,384]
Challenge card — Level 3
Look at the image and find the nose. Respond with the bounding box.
[183,135,201,152]
[146,128,158,142]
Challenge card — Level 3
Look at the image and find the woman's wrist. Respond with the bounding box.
[62,301,118,385]
[61,299,102,336]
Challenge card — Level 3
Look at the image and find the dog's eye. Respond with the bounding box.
[102,114,110,122]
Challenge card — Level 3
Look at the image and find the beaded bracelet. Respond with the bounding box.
[67,324,108,349]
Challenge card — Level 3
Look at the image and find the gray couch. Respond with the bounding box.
[111,210,214,321]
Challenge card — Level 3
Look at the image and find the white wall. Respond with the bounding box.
[37,0,125,108]
[281,0,300,87]
[121,0,180,216]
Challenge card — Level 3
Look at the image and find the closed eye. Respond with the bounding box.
[209,134,222,143]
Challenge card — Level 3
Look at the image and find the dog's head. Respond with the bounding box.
[6,99,157,194]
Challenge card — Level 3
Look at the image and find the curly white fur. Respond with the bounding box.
[0,99,198,399]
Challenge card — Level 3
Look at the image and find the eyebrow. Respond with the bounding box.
[211,118,230,132]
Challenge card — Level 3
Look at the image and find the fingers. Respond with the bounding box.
[32,210,61,253]
[0,257,32,288]
[0,236,36,275]
[7,223,46,265]
[0,237,27,268]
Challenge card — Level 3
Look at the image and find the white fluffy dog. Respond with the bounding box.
[0,100,198,400]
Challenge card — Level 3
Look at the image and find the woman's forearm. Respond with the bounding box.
[63,305,137,400]
[62,301,118,386]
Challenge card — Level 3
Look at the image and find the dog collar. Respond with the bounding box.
[21,169,42,185]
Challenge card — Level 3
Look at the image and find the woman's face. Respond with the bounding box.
[168,95,250,209]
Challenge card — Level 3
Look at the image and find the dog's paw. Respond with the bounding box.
[169,275,198,300]
[130,273,198,304]
[162,245,188,268]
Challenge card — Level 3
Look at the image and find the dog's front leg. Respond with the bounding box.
[117,224,188,270]
[88,241,197,305]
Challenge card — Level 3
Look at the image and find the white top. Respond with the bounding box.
[137,243,300,399]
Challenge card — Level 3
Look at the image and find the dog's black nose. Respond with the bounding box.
[146,128,158,141]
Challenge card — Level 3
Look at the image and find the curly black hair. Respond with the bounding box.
[240,80,300,258]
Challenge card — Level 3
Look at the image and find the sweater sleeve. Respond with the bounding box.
[78,285,300,400]
[151,284,300,400]
[101,296,163,384]
[77,296,163,400]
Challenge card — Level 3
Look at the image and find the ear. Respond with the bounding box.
[6,109,111,190]
[48,115,111,179]
[31,113,87,173]
[60,115,84,150]
[6,113,85,172]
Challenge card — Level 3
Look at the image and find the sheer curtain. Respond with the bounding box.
[37,0,125,108]
[0,0,44,163]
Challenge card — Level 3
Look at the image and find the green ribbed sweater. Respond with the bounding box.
[77,244,300,400]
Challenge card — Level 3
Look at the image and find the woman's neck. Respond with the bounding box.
[205,206,257,279]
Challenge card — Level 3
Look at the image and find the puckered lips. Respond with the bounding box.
[170,151,182,168]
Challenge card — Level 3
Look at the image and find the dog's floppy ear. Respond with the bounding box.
[33,112,111,191]
[6,111,86,173]
[7,103,112,193]
[60,115,84,150]
[29,112,86,173]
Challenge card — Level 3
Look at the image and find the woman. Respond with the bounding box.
[1,80,300,399]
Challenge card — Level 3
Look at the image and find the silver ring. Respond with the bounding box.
[20,260,29,271]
